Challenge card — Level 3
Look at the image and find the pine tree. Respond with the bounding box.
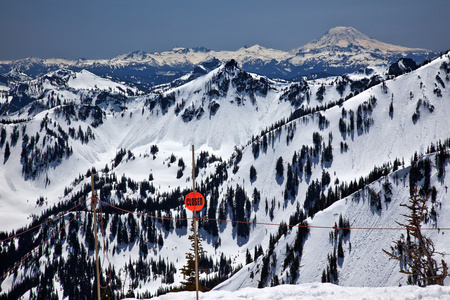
[276,156,284,178]
[3,141,10,163]
[179,219,207,291]
[383,187,448,286]
[250,165,257,181]
[337,237,344,258]
[305,156,312,177]
[246,249,253,264]
[0,127,6,147]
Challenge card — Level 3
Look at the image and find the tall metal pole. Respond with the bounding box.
[91,171,101,300]
[192,145,199,300]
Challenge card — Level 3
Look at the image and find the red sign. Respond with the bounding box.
[184,192,205,211]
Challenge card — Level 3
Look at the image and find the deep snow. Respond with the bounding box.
[141,283,450,300]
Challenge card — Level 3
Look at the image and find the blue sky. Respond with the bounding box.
[0,0,449,60]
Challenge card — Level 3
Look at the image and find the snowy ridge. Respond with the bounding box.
[0,68,141,115]
[111,45,291,67]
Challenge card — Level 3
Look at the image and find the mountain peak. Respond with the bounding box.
[300,26,424,52]
[324,26,367,46]
[243,44,264,51]
[118,50,151,61]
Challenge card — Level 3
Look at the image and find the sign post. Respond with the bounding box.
[183,145,206,300]
[91,171,101,300]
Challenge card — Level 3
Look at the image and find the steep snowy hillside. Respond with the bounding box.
[0,27,438,86]
[0,60,371,230]
[212,53,450,289]
[0,53,450,299]
[0,59,383,153]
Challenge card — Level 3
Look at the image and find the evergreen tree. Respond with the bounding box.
[290,255,300,283]
[285,163,295,198]
[252,187,261,205]
[337,237,344,258]
[180,219,207,291]
[252,141,260,159]
[250,165,257,181]
[305,156,312,177]
[321,269,327,283]
[246,249,253,264]
[0,126,6,147]
[3,141,10,163]
[139,233,148,257]
[276,156,284,178]
[389,100,394,118]
[262,135,268,150]
[234,185,250,238]
[383,187,448,286]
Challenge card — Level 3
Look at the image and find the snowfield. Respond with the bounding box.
[144,283,450,300]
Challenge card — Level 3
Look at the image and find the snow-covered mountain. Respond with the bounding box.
[0,68,143,115]
[0,58,386,145]
[287,26,435,78]
[0,50,450,299]
[0,27,438,86]
[298,26,419,52]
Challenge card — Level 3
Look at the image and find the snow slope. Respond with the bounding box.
[148,283,450,300]
[213,53,450,289]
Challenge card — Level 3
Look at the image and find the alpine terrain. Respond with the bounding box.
[0,27,449,299]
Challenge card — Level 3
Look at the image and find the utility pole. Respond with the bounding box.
[91,171,101,300]
[192,145,199,300]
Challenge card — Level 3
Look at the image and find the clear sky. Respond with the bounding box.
[0,0,449,60]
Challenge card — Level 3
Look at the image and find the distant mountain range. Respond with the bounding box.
[0,27,438,86]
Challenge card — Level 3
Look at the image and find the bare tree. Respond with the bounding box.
[383,187,448,286]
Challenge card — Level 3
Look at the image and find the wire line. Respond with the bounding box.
[0,202,90,280]
[1,198,90,244]
[99,200,450,231]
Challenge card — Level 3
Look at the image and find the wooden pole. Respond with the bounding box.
[91,171,101,300]
[192,145,199,300]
